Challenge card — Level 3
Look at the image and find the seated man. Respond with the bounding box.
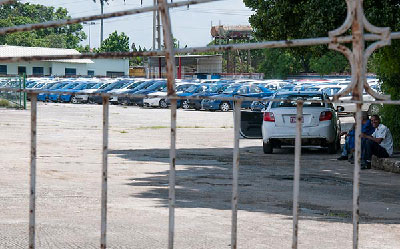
[338,112,374,160]
[360,115,393,169]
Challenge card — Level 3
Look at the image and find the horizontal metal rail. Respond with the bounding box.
[0,32,399,63]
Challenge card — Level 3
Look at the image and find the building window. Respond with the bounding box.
[49,67,52,75]
[0,65,7,75]
[32,67,44,76]
[65,68,76,76]
[88,70,95,76]
[106,71,124,78]
[18,66,26,75]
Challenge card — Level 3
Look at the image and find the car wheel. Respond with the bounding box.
[263,142,273,154]
[220,102,230,112]
[71,97,78,104]
[368,104,380,115]
[159,99,168,108]
[327,141,338,154]
[182,100,189,109]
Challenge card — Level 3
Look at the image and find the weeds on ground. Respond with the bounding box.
[0,99,12,108]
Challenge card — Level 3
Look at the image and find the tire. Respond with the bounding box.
[327,140,338,154]
[159,99,168,108]
[219,102,230,112]
[182,100,189,109]
[368,104,380,115]
[71,97,78,104]
[263,141,273,154]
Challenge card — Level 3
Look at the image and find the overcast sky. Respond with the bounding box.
[20,0,254,50]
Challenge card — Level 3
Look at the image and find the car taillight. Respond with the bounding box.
[263,112,275,122]
[319,111,333,121]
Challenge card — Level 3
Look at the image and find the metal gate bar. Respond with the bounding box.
[292,101,303,249]
[29,93,37,249]
[101,96,109,248]
[231,100,242,249]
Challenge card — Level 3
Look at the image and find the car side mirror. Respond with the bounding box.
[336,106,345,112]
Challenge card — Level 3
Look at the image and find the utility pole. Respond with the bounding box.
[100,0,104,45]
[83,22,96,50]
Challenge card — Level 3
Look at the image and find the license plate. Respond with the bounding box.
[290,116,303,123]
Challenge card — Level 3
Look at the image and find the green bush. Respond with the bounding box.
[374,40,400,149]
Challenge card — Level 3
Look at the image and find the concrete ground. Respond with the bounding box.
[0,103,399,248]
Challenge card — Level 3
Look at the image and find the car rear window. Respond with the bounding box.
[271,94,325,108]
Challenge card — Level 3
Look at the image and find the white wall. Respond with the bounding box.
[51,62,88,76]
[0,61,52,75]
[88,59,129,76]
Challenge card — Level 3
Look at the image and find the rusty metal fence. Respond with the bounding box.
[0,0,400,248]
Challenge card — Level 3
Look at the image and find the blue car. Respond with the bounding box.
[186,83,230,110]
[121,80,166,106]
[202,84,274,112]
[60,82,98,103]
[37,82,69,102]
[48,82,80,102]
[89,80,136,104]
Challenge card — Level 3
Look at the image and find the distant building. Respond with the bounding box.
[146,55,223,79]
[0,45,129,77]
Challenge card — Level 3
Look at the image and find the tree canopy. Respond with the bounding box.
[243,0,400,76]
[0,1,86,48]
[96,31,130,52]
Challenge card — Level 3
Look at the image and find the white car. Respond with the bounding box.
[143,83,195,108]
[262,91,341,154]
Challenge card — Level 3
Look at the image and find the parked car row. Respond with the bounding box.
[13,76,381,114]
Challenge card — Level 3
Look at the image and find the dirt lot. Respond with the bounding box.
[1,103,400,248]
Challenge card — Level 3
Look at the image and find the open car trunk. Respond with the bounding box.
[240,110,263,138]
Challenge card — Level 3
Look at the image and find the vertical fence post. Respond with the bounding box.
[352,1,365,248]
[292,101,303,249]
[29,93,37,249]
[231,100,241,249]
[169,99,177,249]
[101,96,109,249]
[353,105,362,249]
[156,0,177,247]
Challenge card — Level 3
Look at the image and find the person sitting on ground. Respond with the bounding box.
[337,112,374,160]
[360,115,393,169]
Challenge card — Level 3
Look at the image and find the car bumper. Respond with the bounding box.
[262,122,336,144]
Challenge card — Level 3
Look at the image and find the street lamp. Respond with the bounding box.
[83,21,96,49]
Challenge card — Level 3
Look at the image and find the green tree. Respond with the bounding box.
[258,49,301,79]
[243,0,400,73]
[309,51,349,76]
[96,31,130,52]
[0,1,86,48]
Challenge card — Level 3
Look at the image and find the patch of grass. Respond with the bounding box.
[136,125,207,130]
[220,125,233,128]
[137,126,169,130]
[0,99,12,108]
[119,130,128,134]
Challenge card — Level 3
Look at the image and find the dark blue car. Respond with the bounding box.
[186,83,230,110]
[202,84,274,112]
[121,80,166,106]
[60,82,98,103]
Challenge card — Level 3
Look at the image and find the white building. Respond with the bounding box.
[0,45,129,77]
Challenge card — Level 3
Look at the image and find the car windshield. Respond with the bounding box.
[184,85,200,93]
[206,85,224,93]
[90,83,104,89]
[222,85,240,94]
[271,93,325,108]
[48,82,66,89]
